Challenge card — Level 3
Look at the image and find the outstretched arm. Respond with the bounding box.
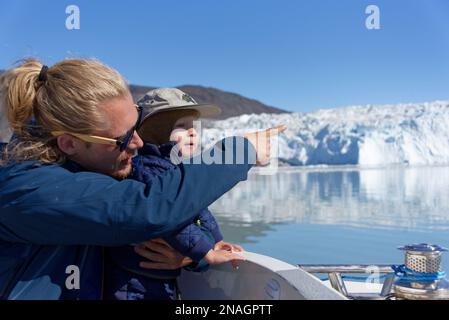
[0,136,255,246]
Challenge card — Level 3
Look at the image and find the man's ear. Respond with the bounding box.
[56,135,78,156]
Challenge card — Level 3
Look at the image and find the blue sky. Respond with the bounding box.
[1,0,449,112]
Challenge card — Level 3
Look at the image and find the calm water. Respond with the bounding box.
[210,166,449,269]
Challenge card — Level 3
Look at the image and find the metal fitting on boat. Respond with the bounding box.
[393,243,449,300]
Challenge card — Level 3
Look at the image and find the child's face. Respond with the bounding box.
[169,116,199,158]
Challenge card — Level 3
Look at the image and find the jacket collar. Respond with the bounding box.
[62,160,87,173]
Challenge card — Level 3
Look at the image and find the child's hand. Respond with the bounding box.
[214,240,244,252]
[204,249,245,267]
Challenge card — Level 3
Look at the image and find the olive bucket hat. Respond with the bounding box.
[136,88,221,144]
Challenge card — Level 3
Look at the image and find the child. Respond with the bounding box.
[105,88,243,300]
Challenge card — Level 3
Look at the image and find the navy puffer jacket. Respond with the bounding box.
[107,142,223,280]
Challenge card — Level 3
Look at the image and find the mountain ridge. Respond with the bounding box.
[130,84,286,119]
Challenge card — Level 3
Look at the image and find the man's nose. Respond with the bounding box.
[129,131,144,150]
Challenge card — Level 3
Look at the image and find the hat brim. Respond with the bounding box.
[142,103,221,120]
[137,104,221,144]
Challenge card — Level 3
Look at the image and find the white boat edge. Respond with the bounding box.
[178,251,351,300]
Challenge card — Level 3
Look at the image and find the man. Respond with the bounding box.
[0,59,285,299]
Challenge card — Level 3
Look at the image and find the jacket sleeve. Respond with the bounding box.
[198,208,223,243]
[163,223,214,262]
[0,136,256,246]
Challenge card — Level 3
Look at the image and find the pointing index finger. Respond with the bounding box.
[266,124,287,136]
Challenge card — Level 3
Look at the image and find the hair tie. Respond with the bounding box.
[38,65,49,82]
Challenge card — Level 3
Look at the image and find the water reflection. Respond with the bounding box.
[210,166,449,232]
[214,216,277,244]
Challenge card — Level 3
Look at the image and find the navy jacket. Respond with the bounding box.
[0,136,255,299]
[108,142,223,280]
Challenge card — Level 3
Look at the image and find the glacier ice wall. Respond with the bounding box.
[202,101,449,166]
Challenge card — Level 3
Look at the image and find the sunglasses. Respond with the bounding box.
[52,105,143,152]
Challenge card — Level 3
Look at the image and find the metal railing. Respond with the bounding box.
[298,264,395,299]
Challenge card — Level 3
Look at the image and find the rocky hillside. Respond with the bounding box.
[130,84,286,119]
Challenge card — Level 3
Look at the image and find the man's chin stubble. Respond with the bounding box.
[112,165,132,180]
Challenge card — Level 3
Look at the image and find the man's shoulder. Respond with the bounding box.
[1,160,52,176]
[0,160,122,210]
[0,160,114,185]
[1,160,66,176]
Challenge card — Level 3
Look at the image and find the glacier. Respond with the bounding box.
[202,100,449,167]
